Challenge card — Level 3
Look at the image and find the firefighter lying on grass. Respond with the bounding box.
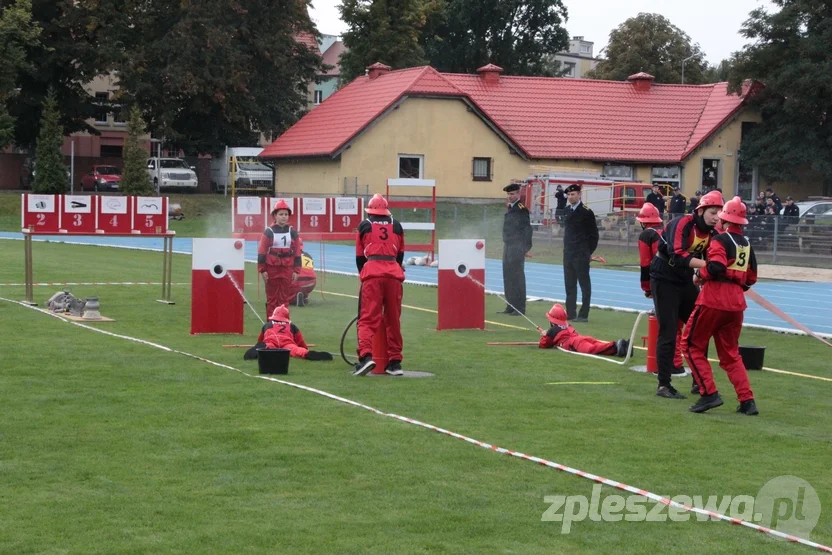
[243,305,332,361]
[538,303,631,357]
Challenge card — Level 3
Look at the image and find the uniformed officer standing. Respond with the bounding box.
[499,183,532,315]
[562,184,599,322]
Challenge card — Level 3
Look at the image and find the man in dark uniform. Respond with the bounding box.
[499,183,533,315]
[646,184,666,215]
[562,184,599,322]
[668,186,687,218]
[688,190,701,214]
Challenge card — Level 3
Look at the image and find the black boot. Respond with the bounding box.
[689,393,724,413]
[737,399,759,416]
[352,355,376,376]
[690,382,701,395]
[615,339,630,358]
[656,385,686,399]
[305,351,333,361]
[384,360,404,376]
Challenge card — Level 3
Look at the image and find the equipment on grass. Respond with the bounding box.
[46,290,85,315]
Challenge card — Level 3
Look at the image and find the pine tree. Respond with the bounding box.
[120,105,154,196]
[32,88,66,194]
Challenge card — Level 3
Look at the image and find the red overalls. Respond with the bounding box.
[682,228,758,401]
[539,324,617,355]
[355,216,405,362]
[638,225,684,369]
[257,224,301,316]
[263,319,309,359]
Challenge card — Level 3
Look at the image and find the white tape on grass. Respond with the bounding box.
[2,296,830,553]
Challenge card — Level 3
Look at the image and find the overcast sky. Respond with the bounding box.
[309,0,776,64]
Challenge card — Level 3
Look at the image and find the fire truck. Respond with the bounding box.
[521,167,653,225]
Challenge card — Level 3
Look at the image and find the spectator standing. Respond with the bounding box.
[499,183,533,316]
[646,184,666,215]
[668,186,687,218]
[782,196,799,225]
[688,190,701,214]
[562,184,599,322]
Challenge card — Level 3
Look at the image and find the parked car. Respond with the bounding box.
[147,158,199,192]
[81,165,121,192]
[795,201,832,222]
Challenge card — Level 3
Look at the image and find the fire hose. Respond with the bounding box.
[340,315,359,367]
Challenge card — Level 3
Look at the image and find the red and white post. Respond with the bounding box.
[190,238,245,334]
[437,239,486,330]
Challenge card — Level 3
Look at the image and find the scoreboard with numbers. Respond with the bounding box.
[231,196,363,241]
[20,194,171,235]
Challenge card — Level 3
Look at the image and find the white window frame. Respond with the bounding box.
[94,92,109,125]
[564,62,576,77]
[397,154,424,179]
[313,90,323,105]
[580,45,591,54]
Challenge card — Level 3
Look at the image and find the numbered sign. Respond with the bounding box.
[269,197,299,228]
[97,196,133,234]
[60,195,97,234]
[132,196,168,234]
[232,197,266,235]
[21,194,60,233]
[299,197,330,232]
[332,197,362,233]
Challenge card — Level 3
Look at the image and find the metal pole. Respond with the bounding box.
[160,236,168,300]
[167,237,174,302]
[24,234,32,304]
[772,216,779,265]
[626,217,631,251]
[70,140,75,193]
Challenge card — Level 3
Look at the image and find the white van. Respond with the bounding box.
[210,147,273,194]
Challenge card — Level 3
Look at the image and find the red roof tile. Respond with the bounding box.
[294,31,319,54]
[260,65,751,162]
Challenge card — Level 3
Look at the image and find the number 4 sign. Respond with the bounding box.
[97,196,133,234]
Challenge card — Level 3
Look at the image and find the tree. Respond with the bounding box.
[339,0,443,82]
[729,1,832,193]
[4,0,111,149]
[421,0,569,76]
[703,58,733,83]
[32,89,66,193]
[110,0,322,155]
[587,13,708,84]
[120,105,154,196]
[0,0,40,148]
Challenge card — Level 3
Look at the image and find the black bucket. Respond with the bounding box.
[739,346,765,370]
[258,348,291,375]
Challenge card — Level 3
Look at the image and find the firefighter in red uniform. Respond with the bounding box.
[539,304,631,357]
[290,238,317,306]
[243,305,332,360]
[650,191,723,399]
[683,197,759,415]
[261,305,332,361]
[353,194,406,377]
[637,203,685,373]
[258,200,301,317]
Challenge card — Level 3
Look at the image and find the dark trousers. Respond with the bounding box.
[651,278,699,387]
[563,252,591,318]
[502,247,527,314]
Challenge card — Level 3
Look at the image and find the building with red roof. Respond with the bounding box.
[261,63,779,201]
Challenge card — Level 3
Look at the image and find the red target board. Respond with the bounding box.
[132,196,169,234]
[299,197,330,233]
[59,195,98,234]
[232,197,266,235]
[96,196,133,234]
[331,197,362,233]
[21,194,60,233]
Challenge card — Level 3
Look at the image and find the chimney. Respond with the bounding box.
[367,62,391,80]
[476,63,504,85]
[627,72,655,92]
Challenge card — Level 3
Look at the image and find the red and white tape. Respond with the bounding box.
[2,296,830,553]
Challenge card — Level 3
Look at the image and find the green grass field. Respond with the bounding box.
[1,239,831,554]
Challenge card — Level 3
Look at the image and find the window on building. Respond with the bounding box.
[100,145,123,158]
[602,164,633,180]
[651,166,681,191]
[94,92,109,124]
[563,62,576,77]
[314,90,323,105]
[112,107,125,125]
[702,159,720,190]
[398,154,423,179]
[472,157,492,181]
[580,45,591,54]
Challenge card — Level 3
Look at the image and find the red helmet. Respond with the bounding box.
[365,194,390,216]
[718,196,748,225]
[271,199,292,215]
[546,303,568,326]
[270,304,290,322]
[697,191,724,211]
[636,203,662,224]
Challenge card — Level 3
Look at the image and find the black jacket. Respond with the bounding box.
[646,192,666,214]
[503,201,533,253]
[688,197,699,214]
[562,202,599,255]
[669,194,687,215]
[783,204,799,224]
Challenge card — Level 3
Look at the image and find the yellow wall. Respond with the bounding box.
[681,111,762,198]
[275,158,341,195]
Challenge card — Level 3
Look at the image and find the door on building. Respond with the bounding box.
[701,159,720,192]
